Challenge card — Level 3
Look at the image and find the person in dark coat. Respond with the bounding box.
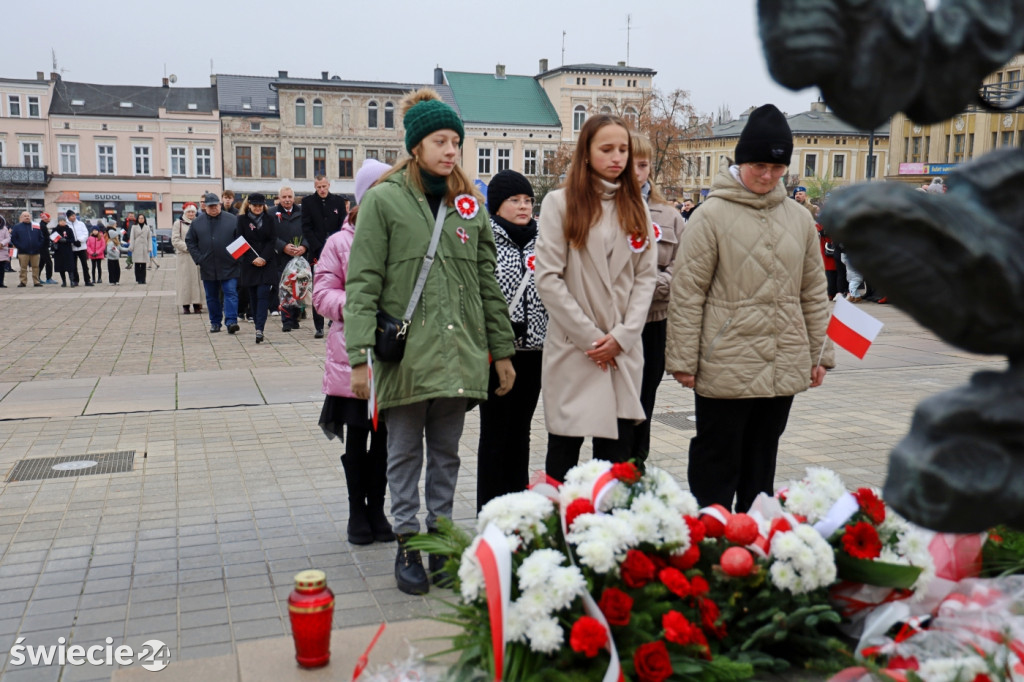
[51,216,77,286]
[272,186,307,332]
[235,193,278,344]
[11,211,45,287]
[185,192,241,334]
[37,212,55,283]
[301,176,347,338]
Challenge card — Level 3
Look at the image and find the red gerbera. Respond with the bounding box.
[569,616,607,658]
[842,521,883,560]
[565,498,596,529]
[853,487,886,525]
[610,462,641,485]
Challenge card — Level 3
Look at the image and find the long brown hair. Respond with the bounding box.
[630,131,671,206]
[563,114,648,249]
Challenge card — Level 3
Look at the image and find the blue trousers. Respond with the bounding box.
[203,278,238,327]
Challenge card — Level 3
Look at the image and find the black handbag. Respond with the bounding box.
[372,204,447,363]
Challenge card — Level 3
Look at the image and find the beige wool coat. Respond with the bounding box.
[646,201,684,323]
[171,219,204,306]
[665,165,834,399]
[535,181,658,439]
[129,224,151,265]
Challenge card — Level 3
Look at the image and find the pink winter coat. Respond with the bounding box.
[312,218,357,398]
[86,235,105,260]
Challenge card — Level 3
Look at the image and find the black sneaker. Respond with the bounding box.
[395,535,429,595]
[210,325,222,333]
[314,329,324,339]
[255,331,264,344]
[227,323,240,334]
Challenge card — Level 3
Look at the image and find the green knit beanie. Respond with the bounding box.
[404,99,465,154]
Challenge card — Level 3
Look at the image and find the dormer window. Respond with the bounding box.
[71,99,85,106]
[187,103,198,110]
[119,101,133,108]
[242,96,252,111]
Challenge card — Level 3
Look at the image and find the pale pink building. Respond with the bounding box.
[0,72,53,225]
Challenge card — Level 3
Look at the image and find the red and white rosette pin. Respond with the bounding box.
[628,232,647,254]
[651,222,662,242]
[525,253,536,271]
[455,194,480,220]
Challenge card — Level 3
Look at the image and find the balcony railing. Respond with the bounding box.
[0,166,49,186]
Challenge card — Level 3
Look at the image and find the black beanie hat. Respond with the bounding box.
[734,104,793,166]
[486,169,535,215]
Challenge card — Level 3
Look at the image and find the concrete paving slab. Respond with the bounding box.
[251,367,324,405]
[85,374,177,415]
[0,378,97,419]
[177,370,263,410]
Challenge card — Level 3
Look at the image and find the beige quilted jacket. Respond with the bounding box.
[665,165,834,399]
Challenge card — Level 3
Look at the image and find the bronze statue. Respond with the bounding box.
[758,0,1024,128]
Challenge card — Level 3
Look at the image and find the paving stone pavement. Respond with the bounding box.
[0,262,1005,680]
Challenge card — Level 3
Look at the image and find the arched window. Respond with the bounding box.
[368,100,378,129]
[600,105,612,115]
[312,98,323,127]
[624,106,638,127]
[384,102,395,129]
[573,104,586,132]
[295,98,306,126]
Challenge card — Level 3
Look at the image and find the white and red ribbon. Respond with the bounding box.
[476,523,512,682]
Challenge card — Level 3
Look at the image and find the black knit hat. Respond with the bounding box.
[734,104,793,166]
[486,170,534,215]
[248,192,266,205]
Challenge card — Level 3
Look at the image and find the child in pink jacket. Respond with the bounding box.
[86,229,106,284]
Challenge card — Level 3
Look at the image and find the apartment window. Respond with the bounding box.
[313,147,327,177]
[0,141,4,166]
[365,149,379,161]
[250,121,261,132]
[312,99,323,127]
[944,135,951,162]
[832,154,845,178]
[293,147,307,178]
[133,145,151,175]
[573,105,586,132]
[21,141,40,167]
[57,143,78,174]
[235,146,252,177]
[27,96,40,118]
[705,156,711,177]
[260,147,276,177]
[911,137,921,163]
[195,147,212,177]
[952,134,965,162]
[478,147,491,175]
[338,149,353,178]
[1009,69,1021,86]
[1003,131,1015,147]
[295,98,306,126]
[523,149,537,176]
[97,144,115,174]
[624,106,638,127]
[804,153,817,177]
[866,154,878,179]
[8,95,20,117]
[384,149,399,165]
[496,148,511,172]
[969,133,974,159]
[542,149,555,175]
[384,102,395,129]
[170,146,188,176]
[368,101,378,129]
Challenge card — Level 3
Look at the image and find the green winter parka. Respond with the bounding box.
[344,169,515,410]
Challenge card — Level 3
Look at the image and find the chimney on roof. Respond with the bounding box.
[50,72,59,81]
[539,58,548,73]
[322,71,329,81]
[810,101,827,113]
[617,61,626,67]
[210,74,217,86]
[162,78,169,88]
[434,67,444,85]
[36,71,44,81]
[495,64,506,79]
[278,70,288,78]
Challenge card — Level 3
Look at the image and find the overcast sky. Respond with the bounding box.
[6,0,817,119]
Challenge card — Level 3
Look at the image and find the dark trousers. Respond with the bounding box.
[688,394,795,513]
[632,319,666,465]
[477,351,543,511]
[39,249,52,280]
[237,285,250,319]
[546,418,634,483]
[342,421,389,507]
[248,284,271,332]
[826,270,838,300]
[90,259,102,282]
[72,250,91,285]
[310,262,324,332]
[134,262,147,284]
[107,260,120,284]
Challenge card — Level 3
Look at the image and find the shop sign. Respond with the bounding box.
[898,162,959,176]
[78,192,156,201]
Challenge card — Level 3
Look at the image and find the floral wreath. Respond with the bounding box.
[455,194,479,220]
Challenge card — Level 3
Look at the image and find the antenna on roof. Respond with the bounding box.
[626,14,631,65]
[561,30,566,66]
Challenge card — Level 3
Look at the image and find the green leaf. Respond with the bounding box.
[835,553,923,588]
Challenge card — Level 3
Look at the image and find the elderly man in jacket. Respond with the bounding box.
[666,104,834,513]
[301,175,346,338]
[272,186,307,332]
[11,212,45,287]
[185,192,241,333]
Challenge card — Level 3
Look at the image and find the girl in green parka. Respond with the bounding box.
[344,88,516,596]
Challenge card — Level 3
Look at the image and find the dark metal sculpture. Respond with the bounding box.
[820,150,1024,531]
[758,0,1024,128]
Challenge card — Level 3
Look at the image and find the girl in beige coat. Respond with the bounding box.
[535,114,658,482]
[172,204,204,314]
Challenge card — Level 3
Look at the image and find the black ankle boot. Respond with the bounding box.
[367,504,394,543]
[395,534,429,595]
[427,528,453,587]
[346,499,373,545]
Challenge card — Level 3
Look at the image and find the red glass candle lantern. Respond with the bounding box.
[288,569,335,668]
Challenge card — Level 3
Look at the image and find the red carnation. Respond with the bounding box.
[690,575,710,598]
[610,462,641,485]
[662,610,698,646]
[668,544,700,570]
[633,640,673,682]
[842,521,883,560]
[598,587,633,626]
[565,498,596,529]
[569,616,607,658]
[621,549,656,588]
[853,487,886,525]
[683,515,706,544]
[724,513,759,545]
[658,567,692,598]
[699,598,727,639]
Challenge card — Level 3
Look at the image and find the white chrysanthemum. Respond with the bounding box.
[517,586,555,618]
[770,560,798,592]
[807,492,835,520]
[505,602,529,643]
[574,538,617,573]
[525,616,563,654]
[563,460,612,488]
[558,481,590,506]
[645,468,699,515]
[917,656,986,680]
[806,467,846,501]
[547,565,587,611]
[517,549,565,592]
[770,526,836,594]
[657,509,691,548]
[477,491,554,544]
[897,528,932,562]
[458,542,485,602]
[617,508,660,545]
[782,482,816,518]
[771,531,803,560]
[601,484,631,511]
[878,547,909,565]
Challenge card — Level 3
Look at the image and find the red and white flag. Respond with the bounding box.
[366,353,379,431]
[50,231,61,243]
[226,235,251,259]
[827,296,884,359]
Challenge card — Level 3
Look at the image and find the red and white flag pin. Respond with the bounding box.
[226,235,257,260]
[826,296,884,359]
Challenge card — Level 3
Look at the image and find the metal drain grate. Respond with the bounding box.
[652,412,697,431]
[5,451,135,483]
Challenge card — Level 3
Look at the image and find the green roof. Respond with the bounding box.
[444,71,561,127]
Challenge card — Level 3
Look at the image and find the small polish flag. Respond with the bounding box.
[226,236,251,259]
[50,231,61,243]
[827,296,884,359]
